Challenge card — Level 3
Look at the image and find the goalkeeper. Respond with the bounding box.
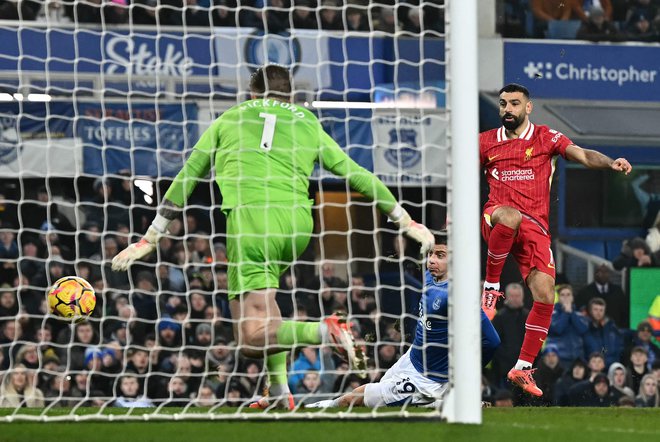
[112,65,434,410]
[307,233,501,409]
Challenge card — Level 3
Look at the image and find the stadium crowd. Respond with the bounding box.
[500,0,660,41]
[0,175,659,409]
[2,0,660,43]
[0,0,445,36]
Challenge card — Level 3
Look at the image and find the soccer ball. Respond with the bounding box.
[47,276,96,321]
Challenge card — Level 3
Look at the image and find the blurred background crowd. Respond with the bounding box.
[0,174,659,408]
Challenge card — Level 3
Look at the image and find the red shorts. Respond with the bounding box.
[481,206,556,282]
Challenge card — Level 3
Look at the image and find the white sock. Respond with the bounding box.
[484,281,500,291]
[269,383,290,396]
[318,322,328,342]
[514,359,532,370]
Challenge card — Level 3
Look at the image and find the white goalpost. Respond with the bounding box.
[0,0,481,423]
[442,0,482,424]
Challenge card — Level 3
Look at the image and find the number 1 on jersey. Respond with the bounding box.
[258,112,276,152]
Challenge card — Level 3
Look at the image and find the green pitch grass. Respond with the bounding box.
[1,408,658,442]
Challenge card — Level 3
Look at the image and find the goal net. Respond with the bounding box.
[0,0,480,422]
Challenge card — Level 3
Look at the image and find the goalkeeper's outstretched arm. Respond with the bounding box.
[319,132,434,254]
[112,137,214,271]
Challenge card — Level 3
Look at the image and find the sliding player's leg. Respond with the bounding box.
[307,351,446,409]
[481,205,521,319]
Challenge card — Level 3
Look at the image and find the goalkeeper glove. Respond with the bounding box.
[111,225,163,272]
[388,204,434,256]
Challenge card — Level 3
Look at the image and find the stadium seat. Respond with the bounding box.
[546,20,582,40]
[567,240,606,259]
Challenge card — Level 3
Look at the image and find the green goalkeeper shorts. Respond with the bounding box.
[226,204,313,299]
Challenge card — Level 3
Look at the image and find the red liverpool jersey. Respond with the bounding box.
[479,122,573,231]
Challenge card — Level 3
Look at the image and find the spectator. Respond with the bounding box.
[319,0,342,30]
[587,352,607,378]
[16,343,40,370]
[193,322,213,347]
[632,174,660,230]
[576,264,628,328]
[583,297,624,367]
[0,193,19,229]
[114,374,154,407]
[547,284,589,368]
[293,370,335,405]
[345,7,368,31]
[530,0,580,37]
[608,362,635,399]
[625,0,660,28]
[65,0,128,24]
[78,222,102,259]
[616,237,660,269]
[568,372,619,407]
[0,364,45,407]
[131,271,158,327]
[376,6,397,33]
[212,0,238,27]
[164,376,190,406]
[288,347,335,392]
[490,283,529,387]
[57,321,99,370]
[402,7,423,34]
[557,360,589,405]
[156,318,183,370]
[18,239,46,287]
[534,344,564,405]
[44,373,76,407]
[0,1,41,22]
[194,383,217,406]
[0,286,19,318]
[625,11,660,41]
[572,0,614,22]
[626,346,650,394]
[635,374,659,407]
[624,321,660,369]
[290,0,317,29]
[576,5,624,40]
[131,0,158,24]
[0,230,18,283]
[646,213,660,255]
[206,336,236,371]
[251,0,289,33]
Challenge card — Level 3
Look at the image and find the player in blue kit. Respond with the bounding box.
[307,233,501,408]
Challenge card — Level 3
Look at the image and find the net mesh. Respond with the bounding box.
[0,0,448,420]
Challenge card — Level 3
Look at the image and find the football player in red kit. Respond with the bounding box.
[479,83,632,396]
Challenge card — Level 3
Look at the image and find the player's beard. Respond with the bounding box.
[501,112,524,131]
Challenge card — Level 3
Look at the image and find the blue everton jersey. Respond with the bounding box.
[410,270,449,382]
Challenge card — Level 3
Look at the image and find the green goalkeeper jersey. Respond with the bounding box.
[164,98,397,213]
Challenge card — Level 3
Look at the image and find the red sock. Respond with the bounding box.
[519,301,554,364]
[485,223,516,285]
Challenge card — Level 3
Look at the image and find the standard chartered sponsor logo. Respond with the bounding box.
[524,61,658,87]
[499,168,535,181]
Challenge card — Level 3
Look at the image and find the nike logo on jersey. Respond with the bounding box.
[488,154,501,162]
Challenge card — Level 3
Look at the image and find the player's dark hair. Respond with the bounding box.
[249,65,292,101]
[434,231,447,246]
[499,83,530,99]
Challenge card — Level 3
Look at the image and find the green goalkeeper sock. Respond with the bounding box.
[275,321,321,346]
[266,351,289,391]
